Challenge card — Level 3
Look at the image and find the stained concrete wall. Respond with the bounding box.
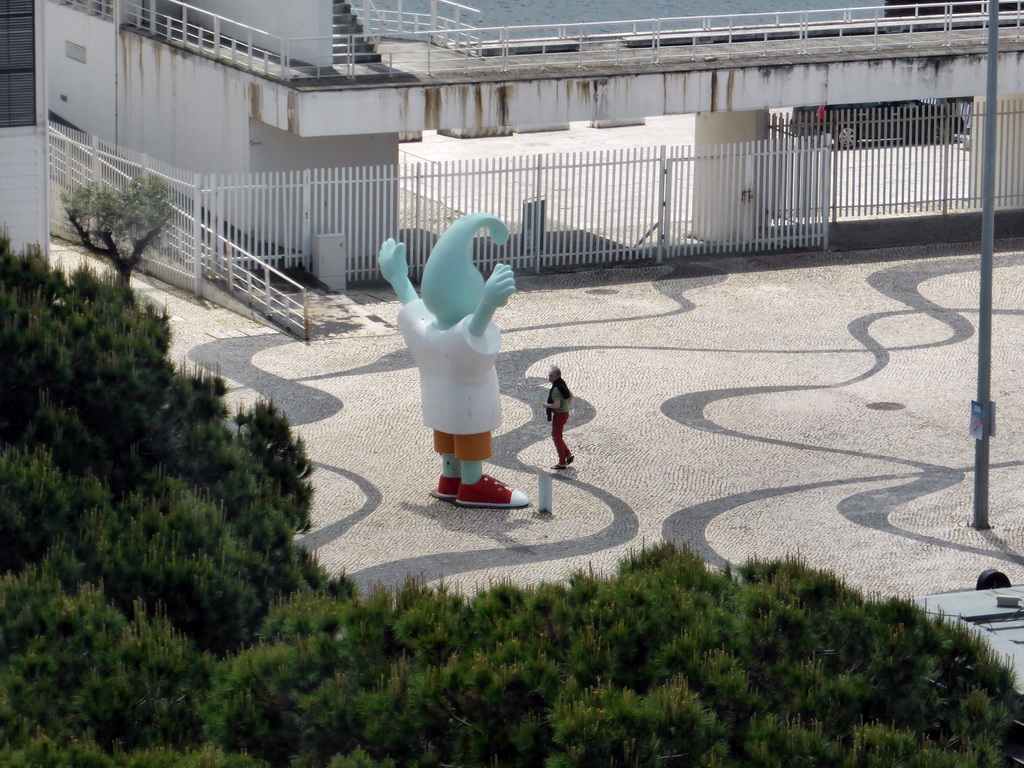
[116,33,397,174]
[117,32,253,173]
[292,51,1024,137]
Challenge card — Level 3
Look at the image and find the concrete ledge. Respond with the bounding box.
[591,118,647,129]
[437,126,515,139]
[515,123,571,134]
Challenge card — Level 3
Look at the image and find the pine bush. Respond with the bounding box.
[203,544,1018,767]
[0,446,109,573]
[0,570,210,752]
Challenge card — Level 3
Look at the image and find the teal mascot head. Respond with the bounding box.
[420,213,510,330]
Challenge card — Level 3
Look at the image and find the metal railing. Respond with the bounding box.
[54,0,113,20]
[104,0,1024,81]
[357,0,483,41]
[120,0,288,77]
[48,122,311,339]
[48,97,1024,292]
[201,228,310,340]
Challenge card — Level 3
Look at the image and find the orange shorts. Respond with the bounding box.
[433,430,492,462]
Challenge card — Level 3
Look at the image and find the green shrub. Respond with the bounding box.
[0,446,109,574]
[0,246,351,653]
[0,736,117,767]
[0,738,269,768]
[0,570,210,752]
[321,750,397,768]
[203,544,1018,767]
[38,477,336,654]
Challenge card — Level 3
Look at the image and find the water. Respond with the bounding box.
[417,0,884,30]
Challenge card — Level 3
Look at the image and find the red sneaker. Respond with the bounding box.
[431,475,460,501]
[456,475,529,508]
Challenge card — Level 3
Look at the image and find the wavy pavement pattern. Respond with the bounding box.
[188,253,1024,590]
[662,253,1024,570]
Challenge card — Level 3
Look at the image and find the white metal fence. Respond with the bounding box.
[263,138,831,283]
[48,123,311,339]
[48,97,1024,334]
[47,122,830,297]
[770,97,1024,221]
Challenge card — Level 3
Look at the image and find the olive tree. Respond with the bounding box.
[63,177,173,286]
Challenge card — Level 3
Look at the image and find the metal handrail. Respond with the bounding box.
[202,226,311,340]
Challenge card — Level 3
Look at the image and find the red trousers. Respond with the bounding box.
[551,411,571,463]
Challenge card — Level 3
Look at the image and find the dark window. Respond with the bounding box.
[0,0,35,127]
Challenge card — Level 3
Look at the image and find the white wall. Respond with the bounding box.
[0,126,49,254]
[691,110,769,242]
[249,120,398,172]
[117,32,253,173]
[115,32,401,175]
[1,0,48,256]
[45,2,116,138]
[187,0,330,39]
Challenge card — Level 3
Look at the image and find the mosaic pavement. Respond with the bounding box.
[50,239,1024,600]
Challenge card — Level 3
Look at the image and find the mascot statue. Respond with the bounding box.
[379,213,529,508]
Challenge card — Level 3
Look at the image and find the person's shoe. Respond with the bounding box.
[431,474,460,501]
[565,454,574,465]
[551,464,567,470]
[456,475,529,508]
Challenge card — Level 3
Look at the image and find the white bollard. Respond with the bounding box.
[537,470,553,514]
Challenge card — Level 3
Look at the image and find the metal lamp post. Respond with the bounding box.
[973,0,1001,530]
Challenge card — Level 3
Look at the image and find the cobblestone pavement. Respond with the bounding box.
[50,238,1024,600]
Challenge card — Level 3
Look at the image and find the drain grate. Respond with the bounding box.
[867,402,905,411]
[584,288,620,295]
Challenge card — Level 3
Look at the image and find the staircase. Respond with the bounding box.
[332,1,382,65]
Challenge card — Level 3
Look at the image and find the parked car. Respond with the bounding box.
[790,100,966,149]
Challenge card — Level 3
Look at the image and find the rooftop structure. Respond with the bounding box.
[44,0,1024,177]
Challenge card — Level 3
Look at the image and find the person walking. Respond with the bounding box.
[542,366,574,470]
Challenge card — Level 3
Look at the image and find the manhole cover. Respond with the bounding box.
[584,288,620,295]
[867,402,905,411]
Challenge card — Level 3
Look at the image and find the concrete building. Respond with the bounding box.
[44,0,1024,182]
[45,0,398,175]
[1,0,48,256]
